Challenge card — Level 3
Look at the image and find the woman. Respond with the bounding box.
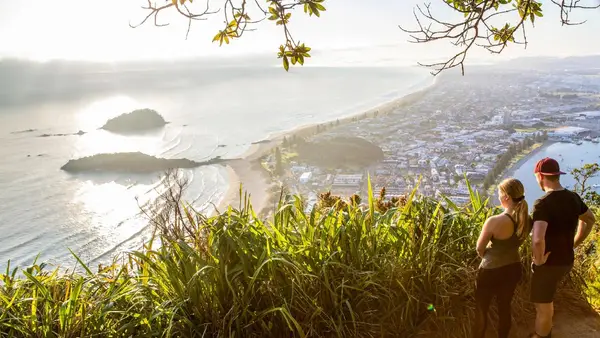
[473,178,531,338]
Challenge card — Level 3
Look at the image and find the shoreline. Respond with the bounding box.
[503,141,555,179]
[215,159,272,216]
[488,141,555,204]
[216,79,438,214]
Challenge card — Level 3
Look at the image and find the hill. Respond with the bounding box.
[296,136,384,167]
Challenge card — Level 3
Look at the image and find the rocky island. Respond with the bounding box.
[61,152,200,173]
[101,109,167,133]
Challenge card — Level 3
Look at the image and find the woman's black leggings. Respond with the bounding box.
[473,262,523,338]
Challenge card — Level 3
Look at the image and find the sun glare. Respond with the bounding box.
[72,95,166,158]
[75,96,141,130]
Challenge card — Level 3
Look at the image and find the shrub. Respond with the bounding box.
[0,181,595,337]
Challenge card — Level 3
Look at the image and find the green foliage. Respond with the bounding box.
[1,182,596,337]
[572,163,600,206]
[275,146,283,175]
[0,186,478,337]
[445,0,543,40]
[483,140,538,190]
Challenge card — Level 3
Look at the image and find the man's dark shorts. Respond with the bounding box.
[531,264,573,303]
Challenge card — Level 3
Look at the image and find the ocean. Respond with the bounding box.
[0,63,432,270]
[511,141,600,208]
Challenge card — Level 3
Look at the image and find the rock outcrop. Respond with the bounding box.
[101,109,167,133]
[38,130,86,137]
[61,152,231,173]
[61,152,200,173]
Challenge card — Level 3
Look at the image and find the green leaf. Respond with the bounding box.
[69,248,93,276]
[283,56,289,71]
[212,31,221,43]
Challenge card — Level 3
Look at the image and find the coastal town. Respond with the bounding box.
[261,68,600,208]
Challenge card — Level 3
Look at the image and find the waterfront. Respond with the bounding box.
[511,141,600,207]
[262,68,600,208]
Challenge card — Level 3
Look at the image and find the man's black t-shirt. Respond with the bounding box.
[532,189,589,266]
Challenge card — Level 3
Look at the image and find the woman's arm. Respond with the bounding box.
[476,217,495,258]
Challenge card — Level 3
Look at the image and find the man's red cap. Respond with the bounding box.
[534,157,566,176]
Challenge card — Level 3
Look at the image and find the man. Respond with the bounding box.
[530,157,596,338]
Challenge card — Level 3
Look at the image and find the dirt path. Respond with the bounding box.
[508,310,600,337]
[549,310,600,337]
[505,297,600,338]
[476,291,600,338]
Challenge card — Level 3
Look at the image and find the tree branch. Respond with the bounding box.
[400,0,597,75]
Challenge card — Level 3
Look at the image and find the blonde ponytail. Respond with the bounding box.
[512,199,530,239]
[498,178,529,239]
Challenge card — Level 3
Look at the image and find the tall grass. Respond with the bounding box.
[0,181,595,337]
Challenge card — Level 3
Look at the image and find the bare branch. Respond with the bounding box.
[400,0,597,75]
[131,0,597,74]
[130,0,219,37]
[551,0,600,25]
[129,0,172,28]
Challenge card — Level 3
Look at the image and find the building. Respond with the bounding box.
[299,172,312,184]
[333,174,363,187]
[503,110,512,125]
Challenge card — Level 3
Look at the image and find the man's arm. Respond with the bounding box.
[574,209,596,248]
[476,217,495,258]
[532,220,550,266]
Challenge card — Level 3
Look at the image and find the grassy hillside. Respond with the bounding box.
[0,181,598,337]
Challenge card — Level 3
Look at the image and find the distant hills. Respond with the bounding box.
[492,55,600,72]
[0,54,598,107]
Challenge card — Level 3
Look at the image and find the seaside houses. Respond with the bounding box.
[279,68,599,205]
[299,172,312,184]
[331,174,364,196]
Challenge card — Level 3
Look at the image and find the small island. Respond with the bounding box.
[101,109,167,133]
[61,152,233,173]
[61,152,201,173]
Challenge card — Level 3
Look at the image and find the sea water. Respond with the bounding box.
[511,141,600,208]
[0,63,431,270]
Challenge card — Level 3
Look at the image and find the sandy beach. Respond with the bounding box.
[216,80,438,215]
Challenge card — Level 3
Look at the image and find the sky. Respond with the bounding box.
[0,0,599,65]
